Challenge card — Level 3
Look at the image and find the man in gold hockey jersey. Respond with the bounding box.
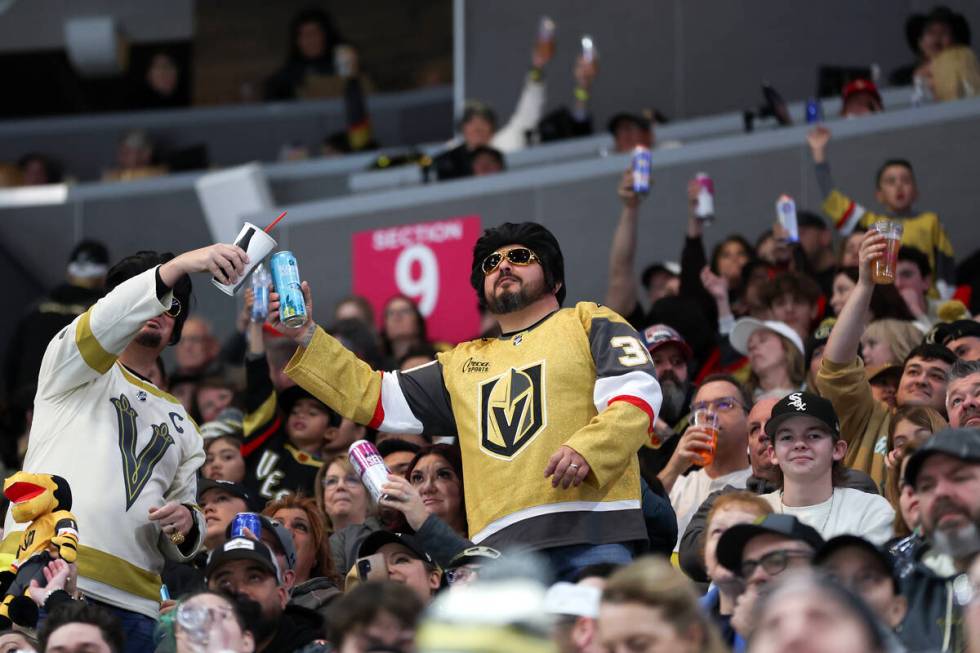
[271,222,662,580]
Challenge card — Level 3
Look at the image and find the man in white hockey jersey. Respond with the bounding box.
[1,244,247,653]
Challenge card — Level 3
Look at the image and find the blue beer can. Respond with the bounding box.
[231,512,262,539]
[269,251,308,328]
[805,97,823,124]
[631,146,651,194]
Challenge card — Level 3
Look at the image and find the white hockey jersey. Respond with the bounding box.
[0,268,205,618]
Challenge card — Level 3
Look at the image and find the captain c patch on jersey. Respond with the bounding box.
[478,361,546,459]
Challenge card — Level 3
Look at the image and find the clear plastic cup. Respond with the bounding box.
[872,219,904,284]
[692,408,719,467]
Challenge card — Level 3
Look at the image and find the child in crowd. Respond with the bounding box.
[807,125,955,298]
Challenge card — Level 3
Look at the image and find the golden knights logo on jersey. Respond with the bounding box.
[479,361,547,458]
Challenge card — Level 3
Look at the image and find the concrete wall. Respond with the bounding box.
[462,0,980,122]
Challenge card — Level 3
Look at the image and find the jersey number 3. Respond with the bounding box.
[611,336,651,367]
[111,394,175,510]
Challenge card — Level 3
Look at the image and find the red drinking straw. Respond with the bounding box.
[264,211,287,233]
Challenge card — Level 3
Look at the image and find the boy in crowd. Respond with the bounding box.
[759,392,895,544]
[760,272,822,342]
[807,125,955,298]
[241,316,345,502]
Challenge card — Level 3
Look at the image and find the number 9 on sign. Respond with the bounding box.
[395,244,439,317]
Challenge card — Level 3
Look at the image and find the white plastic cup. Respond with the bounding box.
[211,222,277,296]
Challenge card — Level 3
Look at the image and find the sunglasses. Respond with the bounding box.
[480,247,539,275]
[164,297,181,319]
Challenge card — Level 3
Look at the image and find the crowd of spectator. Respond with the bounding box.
[4,5,980,653]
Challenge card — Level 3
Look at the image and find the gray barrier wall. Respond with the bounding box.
[0,85,453,181]
[3,97,980,362]
[462,0,980,122]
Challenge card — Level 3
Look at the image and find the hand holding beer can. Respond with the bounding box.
[270,251,308,328]
[776,194,799,243]
[349,440,391,503]
[631,146,652,195]
[694,172,714,224]
[231,512,262,540]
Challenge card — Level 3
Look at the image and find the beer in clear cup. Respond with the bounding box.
[872,219,904,284]
[692,408,719,467]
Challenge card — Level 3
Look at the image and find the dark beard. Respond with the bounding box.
[134,331,163,348]
[486,277,548,315]
[658,377,689,425]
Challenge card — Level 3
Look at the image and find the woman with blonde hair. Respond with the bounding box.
[860,319,924,367]
[599,557,728,653]
[730,319,806,398]
[314,453,376,534]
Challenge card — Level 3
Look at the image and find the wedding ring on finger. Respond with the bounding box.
[569,463,580,471]
[169,530,186,546]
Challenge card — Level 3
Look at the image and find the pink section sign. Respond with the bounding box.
[352,215,482,344]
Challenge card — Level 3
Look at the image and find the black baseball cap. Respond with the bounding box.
[942,320,980,345]
[904,427,980,488]
[223,515,297,571]
[814,535,900,593]
[717,514,825,575]
[764,391,840,440]
[358,531,434,566]
[205,537,282,584]
[197,479,251,505]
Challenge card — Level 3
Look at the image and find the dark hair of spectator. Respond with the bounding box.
[105,251,191,345]
[288,8,343,64]
[262,493,340,585]
[405,444,467,532]
[797,210,828,231]
[40,601,125,653]
[398,343,438,369]
[17,152,63,183]
[835,267,917,321]
[470,222,566,310]
[204,433,244,456]
[903,342,957,369]
[469,145,506,170]
[696,373,753,410]
[710,235,755,278]
[379,296,429,360]
[333,294,376,327]
[898,246,932,279]
[761,271,822,307]
[875,159,915,187]
[326,581,424,648]
[377,438,422,459]
[460,100,498,130]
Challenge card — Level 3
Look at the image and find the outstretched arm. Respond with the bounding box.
[272,283,456,437]
[822,231,885,364]
[605,170,644,317]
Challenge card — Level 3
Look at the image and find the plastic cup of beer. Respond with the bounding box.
[872,219,903,284]
[692,408,719,467]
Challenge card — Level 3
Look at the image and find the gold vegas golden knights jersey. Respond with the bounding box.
[286,302,662,551]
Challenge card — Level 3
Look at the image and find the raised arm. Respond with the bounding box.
[37,245,246,400]
[605,170,644,317]
[822,231,885,364]
[271,282,456,438]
